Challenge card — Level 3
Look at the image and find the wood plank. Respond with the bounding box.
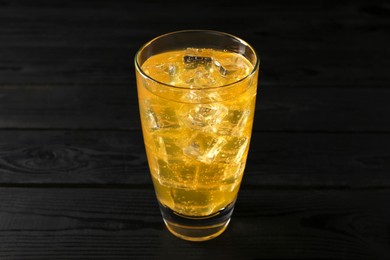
[0,130,148,185]
[0,1,389,87]
[0,130,389,187]
[0,47,388,88]
[0,85,135,130]
[1,1,388,51]
[0,85,389,131]
[0,187,389,259]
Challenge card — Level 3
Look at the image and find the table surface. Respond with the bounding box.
[1,1,390,259]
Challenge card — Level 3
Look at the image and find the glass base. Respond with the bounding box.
[158,201,235,242]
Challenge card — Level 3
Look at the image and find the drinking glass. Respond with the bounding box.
[135,30,259,241]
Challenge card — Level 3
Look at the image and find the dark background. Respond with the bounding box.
[0,0,390,259]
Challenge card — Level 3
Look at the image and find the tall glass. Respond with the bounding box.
[135,30,259,241]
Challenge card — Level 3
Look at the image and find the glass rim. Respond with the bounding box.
[134,29,260,90]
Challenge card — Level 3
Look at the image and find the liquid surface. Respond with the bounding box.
[141,48,252,88]
[138,48,257,216]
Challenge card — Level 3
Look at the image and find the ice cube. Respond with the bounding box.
[144,104,159,130]
[150,156,199,188]
[180,103,228,130]
[214,109,250,136]
[145,63,179,84]
[180,90,202,103]
[151,158,173,185]
[180,48,218,87]
[142,100,181,131]
[213,56,249,78]
[170,188,214,215]
[183,132,227,164]
[217,136,249,164]
[170,160,199,184]
[150,133,183,163]
[167,64,178,83]
[184,55,212,69]
[179,90,222,103]
[213,60,228,77]
[155,136,168,162]
[183,48,213,69]
[168,64,176,75]
[223,162,244,184]
[230,109,250,136]
[179,65,216,87]
[197,163,226,187]
[217,163,245,192]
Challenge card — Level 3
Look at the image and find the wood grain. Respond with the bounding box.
[0,1,389,88]
[0,130,389,187]
[0,0,389,258]
[0,85,389,131]
[0,187,389,259]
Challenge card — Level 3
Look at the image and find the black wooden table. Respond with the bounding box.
[1,1,390,259]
